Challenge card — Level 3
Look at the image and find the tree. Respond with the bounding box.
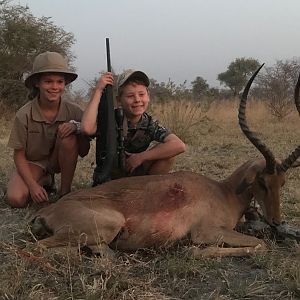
[217,57,260,96]
[0,0,75,108]
[149,78,192,102]
[256,58,300,119]
[191,76,209,99]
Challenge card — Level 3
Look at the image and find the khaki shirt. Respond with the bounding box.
[8,98,83,169]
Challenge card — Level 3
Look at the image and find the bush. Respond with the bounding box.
[149,99,210,144]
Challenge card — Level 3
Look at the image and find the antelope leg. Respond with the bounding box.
[191,245,264,258]
[191,226,267,248]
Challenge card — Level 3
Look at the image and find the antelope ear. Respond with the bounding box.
[235,160,264,194]
[236,179,251,194]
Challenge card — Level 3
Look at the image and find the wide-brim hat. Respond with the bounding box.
[117,69,150,95]
[25,51,78,88]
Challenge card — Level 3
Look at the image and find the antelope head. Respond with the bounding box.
[238,65,300,226]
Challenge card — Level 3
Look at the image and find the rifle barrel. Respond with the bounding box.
[106,38,111,72]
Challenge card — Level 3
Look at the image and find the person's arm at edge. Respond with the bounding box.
[80,88,103,135]
[81,72,114,135]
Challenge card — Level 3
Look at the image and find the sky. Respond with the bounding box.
[12,0,300,92]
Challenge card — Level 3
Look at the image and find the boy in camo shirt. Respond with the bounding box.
[81,70,186,176]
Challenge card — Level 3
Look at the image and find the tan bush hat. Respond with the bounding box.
[25,51,78,88]
[117,69,150,95]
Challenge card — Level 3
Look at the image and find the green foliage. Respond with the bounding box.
[0,0,75,109]
[256,58,300,119]
[191,76,209,99]
[207,87,221,98]
[217,57,260,96]
[149,78,192,102]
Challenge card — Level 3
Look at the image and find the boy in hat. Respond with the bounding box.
[81,70,186,176]
[7,51,90,208]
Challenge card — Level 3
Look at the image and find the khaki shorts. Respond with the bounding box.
[29,160,48,171]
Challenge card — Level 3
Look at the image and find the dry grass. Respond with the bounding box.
[149,100,210,144]
[0,99,300,299]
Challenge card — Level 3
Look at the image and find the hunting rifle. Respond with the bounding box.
[92,38,126,186]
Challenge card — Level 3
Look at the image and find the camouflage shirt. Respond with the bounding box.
[125,112,171,153]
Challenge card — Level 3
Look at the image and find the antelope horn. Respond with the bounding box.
[294,72,300,115]
[280,146,300,171]
[280,72,300,171]
[239,64,276,174]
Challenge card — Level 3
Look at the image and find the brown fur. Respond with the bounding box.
[30,158,285,257]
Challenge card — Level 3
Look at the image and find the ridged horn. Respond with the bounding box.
[280,72,300,171]
[294,72,300,115]
[239,64,276,174]
[280,146,300,171]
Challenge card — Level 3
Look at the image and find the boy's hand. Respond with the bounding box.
[57,122,76,138]
[125,152,145,173]
[29,182,49,203]
[96,72,114,91]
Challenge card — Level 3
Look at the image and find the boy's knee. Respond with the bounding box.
[78,138,90,158]
[146,156,176,175]
[161,156,176,168]
[167,156,176,164]
[7,192,29,208]
[59,134,78,152]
